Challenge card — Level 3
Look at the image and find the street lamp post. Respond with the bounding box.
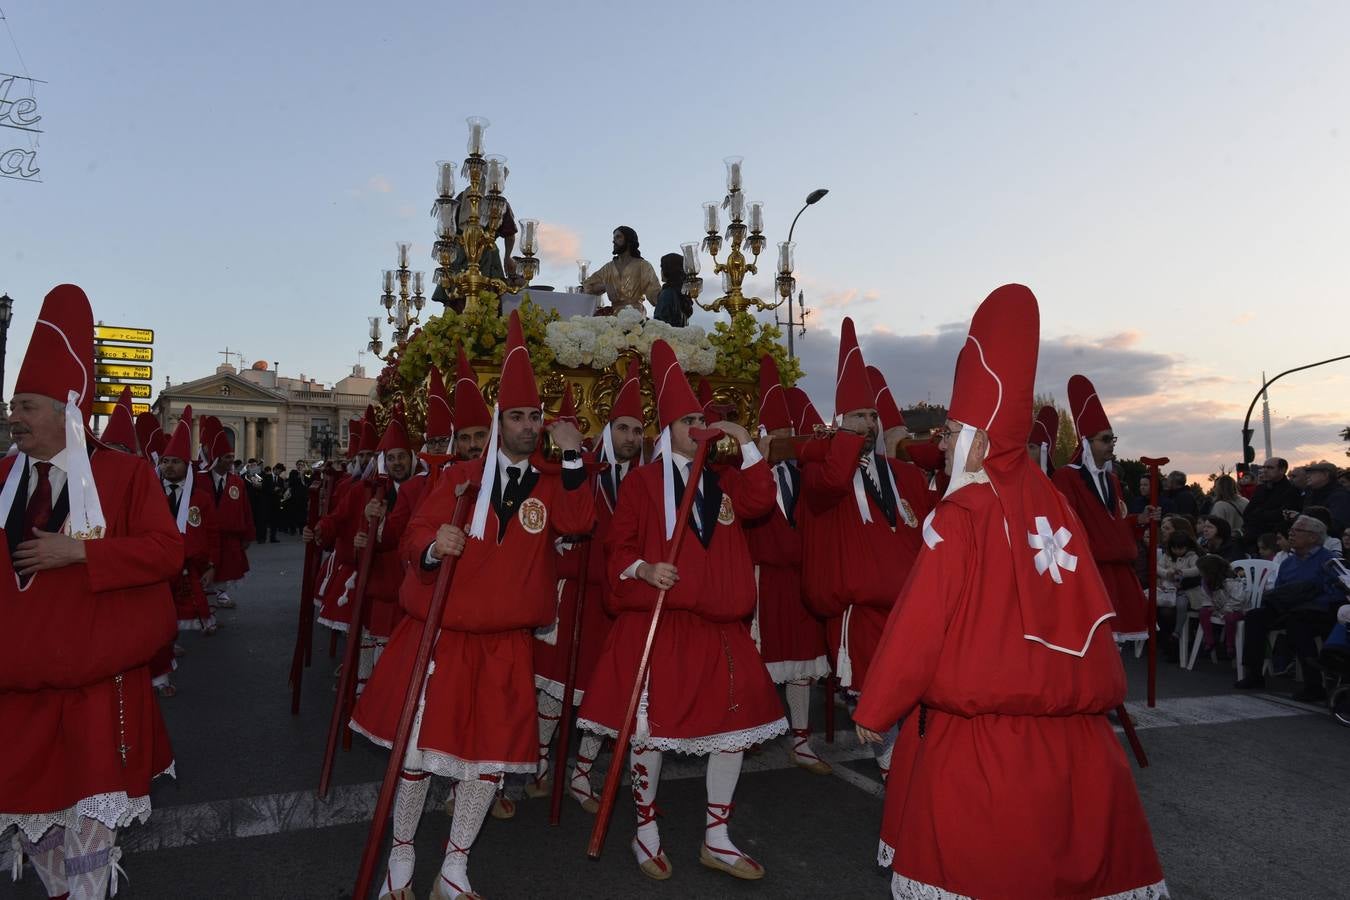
[0,293,13,404]
[1241,353,1350,465]
[780,189,827,359]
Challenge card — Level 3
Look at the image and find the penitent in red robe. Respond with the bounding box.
[799,431,932,693]
[0,448,182,840]
[854,483,1165,899]
[173,476,219,629]
[351,454,594,779]
[1053,463,1149,641]
[204,470,253,582]
[577,452,788,753]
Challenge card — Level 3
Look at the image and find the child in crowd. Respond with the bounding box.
[1191,554,1248,661]
[1158,531,1200,661]
[1256,532,1280,561]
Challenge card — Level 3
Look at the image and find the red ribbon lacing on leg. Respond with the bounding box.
[704,802,762,872]
[790,728,824,764]
[633,801,667,873]
[570,753,599,803]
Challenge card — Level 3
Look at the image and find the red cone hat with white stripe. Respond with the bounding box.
[101,386,138,451]
[426,365,453,439]
[164,405,194,461]
[14,284,95,421]
[454,347,492,430]
[757,354,793,433]
[834,317,873,418]
[867,365,906,432]
[497,310,540,411]
[652,340,700,430]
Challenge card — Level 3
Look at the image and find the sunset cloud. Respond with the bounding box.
[537,222,583,267]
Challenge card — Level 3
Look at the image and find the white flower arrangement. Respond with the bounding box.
[545,308,717,374]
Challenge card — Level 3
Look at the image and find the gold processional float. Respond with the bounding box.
[363,116,808,443]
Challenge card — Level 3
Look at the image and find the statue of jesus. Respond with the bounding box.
[581,225,661,316]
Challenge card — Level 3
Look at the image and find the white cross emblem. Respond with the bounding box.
[1027,516,1078,584]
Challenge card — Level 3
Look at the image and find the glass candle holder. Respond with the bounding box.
[577,259,591,284]
[485,156,504,193]
[777,241,795,275]
[382,270,394,293]
[466,116,489,156]
[519,219,538,255]
[368,317,381,341]
[413,271,424,295]
[681,242,700,275]
[436,160,455,197]
[723,156,743,192]
[397,242,411,268]
[702,201,720,234]
[747,201,764,234]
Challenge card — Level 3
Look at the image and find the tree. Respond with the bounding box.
[1032,392,1079,467]
[1340,425,1349,457]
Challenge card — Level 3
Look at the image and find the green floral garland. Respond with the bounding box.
[397,293,560,387]
[708,312,803,386]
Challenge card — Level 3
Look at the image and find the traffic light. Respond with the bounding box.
[1241,427,1255,464]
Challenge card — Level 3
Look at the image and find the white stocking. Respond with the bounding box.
[629,745,665,870]
[382,768,429,893]
[569,732,604,805]
[534,690,563,781]
[785,679,812,730]
[704,750,751,866]
[438,776,495,897]
[356,629,380,697]
[17,825,67,898]
[63,819,120,900]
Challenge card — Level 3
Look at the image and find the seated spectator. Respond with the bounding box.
[1302,461,1350,535]
[1198,515,1242,562]
[1255,532,1281,562]
[1302,505,1344,559]
[1208,474,1248,539]
[1241,458,1302,552]
[1126,474,1153,517]
[1189,554,1248,661]
[1158,531,1199,662]
[1236,515,1347,700]
[1164,470,1198,517]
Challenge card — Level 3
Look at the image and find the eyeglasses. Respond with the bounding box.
[1093,434,1118,444]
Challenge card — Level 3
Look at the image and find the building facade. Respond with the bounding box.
[152,361,375,464]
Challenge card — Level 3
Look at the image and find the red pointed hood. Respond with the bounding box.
[946,284,1115,657]
[359,405,380,454]
[101,386,138,451]
[697,378,723,424]
[345,418,362,459]
[1067,374,1111,439]
[609,365,644,424]
[757,354,793,433]
[787,386,824,434]
[163,405,194,462]
[376,409,412,455]
[15,284,95,421]
[652,340,700,430]
[425,365,453,438]
[206,416,233,462]
[553,382,580,426]
[454,347,492,430]
[497,309,540,411]
[834,317,873,418]
[135,412,163,460]
[866,365,906,432]
[1030,404,1059,447]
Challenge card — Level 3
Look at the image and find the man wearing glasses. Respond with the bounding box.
[1236,515,1346,700]
[1240,458,1303,553]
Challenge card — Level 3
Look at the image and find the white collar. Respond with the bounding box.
[497,449,532,476]
[30,447,70,472]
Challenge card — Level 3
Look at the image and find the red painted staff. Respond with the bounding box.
[319,474,389,798]
[587,427,718,859]
[350,483,478,900]
[289,470,333,713]
[549,536,594,826]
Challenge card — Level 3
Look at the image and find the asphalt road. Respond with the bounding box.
[5,536,1346,899]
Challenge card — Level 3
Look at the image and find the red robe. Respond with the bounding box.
[855,482,1164,899]
[172,477,219,630]
[204,470,253,581]
[0,448,181,838]
[799,432,933,692]
[351,455,595,779]
[577,454,787,753]
[364,475,429,639]
[532,458,624,704]
[1052,463,1149,640]
[743,462,829,682]
[314,477,371,633]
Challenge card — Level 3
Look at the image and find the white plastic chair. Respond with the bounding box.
[1188,559,1276,673]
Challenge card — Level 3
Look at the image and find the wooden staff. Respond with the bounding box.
[549,536,594,826]
[350,483,478,900]
[306,470,339,668]
[289,473,330,713]
[318,475,388,798]
[587,428,718,859]
[1140,455,1169,709]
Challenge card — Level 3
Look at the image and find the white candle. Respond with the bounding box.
[681,242,700,274]
[436,201,456,237]
[777,241,794,275]
[413,271,424,295]
[703,202,719,234]
[748,201,764,233]
[520,219,538,255]
[486,158,503,192]
[397,242,410,268]
[728,192,745,222]
[467,116,489,155]
[577,259,590,283]
[724,156,743,191]
[368,317,381,340]
[382,270,394,293]
[437,161,454,197]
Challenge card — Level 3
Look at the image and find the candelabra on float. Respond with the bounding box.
[367,242,426,361]
[681,156,782,316]
[430,116,540,313]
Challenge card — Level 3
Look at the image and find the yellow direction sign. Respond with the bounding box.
[93,401,150,417]
[95,363,152,380]
[93,325,154,344]
[94,344,153,363]
[95,381,152,399]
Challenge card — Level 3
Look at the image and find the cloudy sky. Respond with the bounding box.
[1,1,1346,475]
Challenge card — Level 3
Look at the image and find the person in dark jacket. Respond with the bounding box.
[1241,457,1303,551]
[653,252,691,327]
[1302,461,1350,535]
[1163,471,1198,517]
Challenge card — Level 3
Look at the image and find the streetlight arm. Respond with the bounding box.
[1242,353,1350,454]
[787,202,809,246]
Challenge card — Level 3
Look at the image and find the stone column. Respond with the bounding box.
[244,417,256,459]
[267,417,280,463]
